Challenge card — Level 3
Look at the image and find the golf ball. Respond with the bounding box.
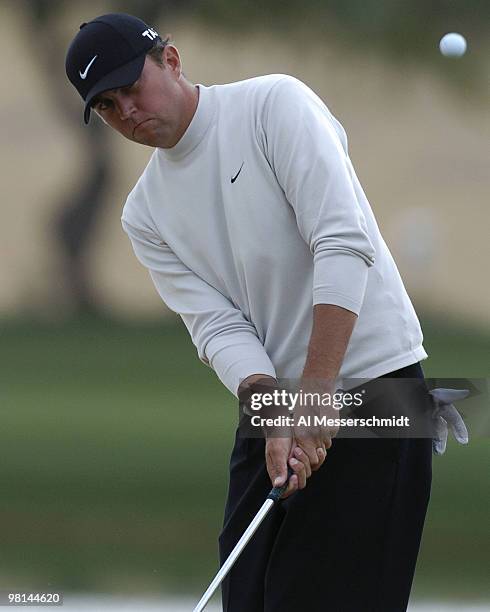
[439,32,467,57]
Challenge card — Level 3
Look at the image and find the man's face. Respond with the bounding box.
[91,46,197,148]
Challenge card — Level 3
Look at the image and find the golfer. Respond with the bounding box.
[65,13,466,611]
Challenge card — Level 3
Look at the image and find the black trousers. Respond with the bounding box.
[219,363,432,612]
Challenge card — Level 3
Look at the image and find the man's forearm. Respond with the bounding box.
[302,304,357,381]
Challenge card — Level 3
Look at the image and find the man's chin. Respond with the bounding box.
[132,120,166,146]
[131,130,158,147]
[132,134,157,147]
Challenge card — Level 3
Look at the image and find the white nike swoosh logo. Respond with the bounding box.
[79,55,98,80]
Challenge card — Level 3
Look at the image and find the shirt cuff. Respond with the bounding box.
[205,332,277,397]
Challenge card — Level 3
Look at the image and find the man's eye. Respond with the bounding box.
[95,99,113,111]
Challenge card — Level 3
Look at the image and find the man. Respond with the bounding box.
[66,13,467,611]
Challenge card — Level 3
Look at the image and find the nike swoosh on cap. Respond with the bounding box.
[79,55,98,80]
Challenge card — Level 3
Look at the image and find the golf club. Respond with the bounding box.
[193,466,295,612]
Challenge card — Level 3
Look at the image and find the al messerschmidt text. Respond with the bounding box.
[250,415,411,428]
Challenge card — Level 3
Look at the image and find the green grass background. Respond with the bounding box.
[0,316,488,601]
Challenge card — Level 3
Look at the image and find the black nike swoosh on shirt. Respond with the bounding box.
[231,162,244,183]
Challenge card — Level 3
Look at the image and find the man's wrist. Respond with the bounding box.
[238,376,283,437]
[238,374,277,397]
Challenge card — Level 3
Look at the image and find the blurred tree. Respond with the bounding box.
[13,0,192,315]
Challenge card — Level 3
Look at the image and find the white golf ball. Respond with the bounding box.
[439,32,467,57]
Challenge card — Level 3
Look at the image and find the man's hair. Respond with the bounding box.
[146,36,171,66]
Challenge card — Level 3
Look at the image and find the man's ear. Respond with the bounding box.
[163,44,181,75]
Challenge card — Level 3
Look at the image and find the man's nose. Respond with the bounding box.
[116,95,137,121]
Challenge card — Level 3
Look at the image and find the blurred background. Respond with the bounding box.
[1,0,489,609]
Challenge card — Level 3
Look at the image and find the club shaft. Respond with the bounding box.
[193,498,275,612]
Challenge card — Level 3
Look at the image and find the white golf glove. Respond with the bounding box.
[429,388,470,455]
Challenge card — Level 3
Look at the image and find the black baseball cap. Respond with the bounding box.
[65,13,161,124]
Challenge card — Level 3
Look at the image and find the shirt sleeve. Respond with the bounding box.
[262,76,376,315]
[121,217,276,396]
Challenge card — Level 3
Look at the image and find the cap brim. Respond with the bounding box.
[83,53,146,124]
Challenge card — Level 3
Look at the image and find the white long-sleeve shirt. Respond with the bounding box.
[121,74,427,396]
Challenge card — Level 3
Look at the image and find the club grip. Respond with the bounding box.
[267,465,295,502]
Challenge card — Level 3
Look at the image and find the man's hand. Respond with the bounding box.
[239,375,337,496]
[239,374,312,498]
[291,381,339,476]
[265,436,309,499]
